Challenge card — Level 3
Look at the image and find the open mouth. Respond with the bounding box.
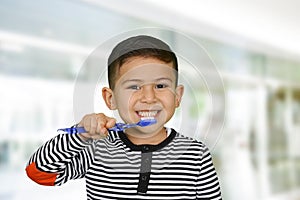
[136,110,160,119]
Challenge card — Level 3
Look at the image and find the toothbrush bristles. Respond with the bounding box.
[139,117,157,127]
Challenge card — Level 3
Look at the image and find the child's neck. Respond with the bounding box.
[125,128,167,145]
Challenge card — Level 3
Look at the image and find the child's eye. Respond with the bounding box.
[128,85,141,90]
[155,84,168,89]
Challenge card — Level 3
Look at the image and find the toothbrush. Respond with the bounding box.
[57,118,157,134]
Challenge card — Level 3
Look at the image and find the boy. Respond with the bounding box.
[26,35,222,199]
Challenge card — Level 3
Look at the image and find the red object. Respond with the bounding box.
[26,162,57,186]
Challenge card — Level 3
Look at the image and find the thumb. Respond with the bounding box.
[106,117,116,128]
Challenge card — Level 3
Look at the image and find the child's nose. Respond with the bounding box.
[140,85,157,103]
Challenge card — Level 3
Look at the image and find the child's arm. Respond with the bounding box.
[25,113,116,186]
[196,146,222,199]
[25,133,95,186]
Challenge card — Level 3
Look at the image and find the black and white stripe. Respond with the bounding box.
[28,128,222,199]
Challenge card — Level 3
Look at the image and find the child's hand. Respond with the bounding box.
[77,113,116,140]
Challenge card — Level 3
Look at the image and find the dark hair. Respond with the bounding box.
[107,35,178,90]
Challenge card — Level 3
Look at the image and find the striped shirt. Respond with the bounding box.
[26,128,222,199]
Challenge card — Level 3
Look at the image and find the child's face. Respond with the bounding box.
[103,56,184,135]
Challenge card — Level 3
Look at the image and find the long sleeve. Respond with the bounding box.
[25,133,95,186]
[196,146,222,199]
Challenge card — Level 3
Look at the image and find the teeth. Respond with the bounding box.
[138,111,158,118]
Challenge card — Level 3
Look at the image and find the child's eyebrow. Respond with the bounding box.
[121,78,173,85]
[121,79,143,85]
[155,78,173,82]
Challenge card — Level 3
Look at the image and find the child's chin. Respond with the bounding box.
[138,126,157,133]
[132,126,161,135]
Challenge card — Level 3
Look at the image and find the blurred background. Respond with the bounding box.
[1,0,300,199]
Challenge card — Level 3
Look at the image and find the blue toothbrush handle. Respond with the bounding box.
[57,124,125,134]
[108,123,127,131]
[57,127,86,134]
[58,119,156,134]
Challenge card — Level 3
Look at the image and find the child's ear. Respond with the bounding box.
[102,87,117,110]
[175,85,184,108]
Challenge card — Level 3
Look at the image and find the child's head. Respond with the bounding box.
[102,35,184,136]
[107,35,178,90]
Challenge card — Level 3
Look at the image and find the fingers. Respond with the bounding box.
[78,113,116,140]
